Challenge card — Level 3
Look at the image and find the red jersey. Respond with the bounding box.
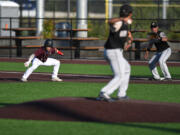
[35,47,55,62]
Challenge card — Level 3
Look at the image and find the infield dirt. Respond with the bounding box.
[0,97,180,123]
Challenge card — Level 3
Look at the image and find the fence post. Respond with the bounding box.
[70,18,73,59]
[108,0,113,19]
[67,0,70,18]
[76,0,88,37]
[53,0,56,18]
[9,17,12,58]
[36,0,44,36]
[162,0,169,19]
[157,0,160,19]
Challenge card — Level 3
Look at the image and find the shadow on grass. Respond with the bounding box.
[106,123,180,134]
[171,74,180,79]
[0,103,16,107]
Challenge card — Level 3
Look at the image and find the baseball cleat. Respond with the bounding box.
[117,96,129,100]
[162,78,172,81]
[149,77,162,81]
[21,78,27,82]
[52,77,63,82]
[96,92,114,102]
[160,77,167,81]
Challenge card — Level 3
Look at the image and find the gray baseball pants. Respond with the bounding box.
[101,48,131,97]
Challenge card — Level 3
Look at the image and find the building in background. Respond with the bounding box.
[0,1,19,36]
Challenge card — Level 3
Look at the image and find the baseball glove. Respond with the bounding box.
[147,32,158,40]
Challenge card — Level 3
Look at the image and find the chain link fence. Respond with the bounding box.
[0,0,179,61]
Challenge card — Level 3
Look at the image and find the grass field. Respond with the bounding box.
[0,62,180,135]
[0,62,180,78]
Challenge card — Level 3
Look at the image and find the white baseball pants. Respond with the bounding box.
[149,48,171,79]
[101,49,131,97]
[22,58,60,79]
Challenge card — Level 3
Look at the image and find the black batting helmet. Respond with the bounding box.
[151,22,158,29]
[119,4,133,17]
[44,39,53,48]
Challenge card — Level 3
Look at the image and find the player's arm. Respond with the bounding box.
[144,40,154,59]
[124,31,133,51]
[109,19,123,33]
[25,47,44,66]
[108,18,123,24]
[160,32,168,42]
[144,50,149,60]
[54,48,64,56]
[24,53,35,67]
[144,37,154,60]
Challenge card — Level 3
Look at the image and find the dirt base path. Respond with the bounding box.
[0,71,180,84]
[0,97,180,123]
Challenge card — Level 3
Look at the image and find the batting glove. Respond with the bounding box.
[24,61,31,67]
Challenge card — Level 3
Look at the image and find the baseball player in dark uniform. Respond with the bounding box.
[144,22,172,81]
[97,4,133,101]
[21,39,64,82]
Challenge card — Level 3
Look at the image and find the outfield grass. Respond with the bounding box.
[0,119,180,135]
[0,62,180,78]
[0,62,180,135]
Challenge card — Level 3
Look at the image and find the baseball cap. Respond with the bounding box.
[119,4,133,17]
[44,39,53,48]
[151,22,158,28]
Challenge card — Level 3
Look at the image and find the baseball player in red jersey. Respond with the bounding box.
[144,22,172,81]
[21,39,64,82]
[96,4,133,102]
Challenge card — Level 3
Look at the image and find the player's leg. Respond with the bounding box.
[101,49,124,96]
[149,53,161,80]
[159,48,172,79]
[117,58,130,99]
[21,58,41,81]
[42,58,62,81]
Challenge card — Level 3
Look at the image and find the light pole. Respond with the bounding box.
[162,0,169,19]
[36,0,44,36]
[76,0,88,37]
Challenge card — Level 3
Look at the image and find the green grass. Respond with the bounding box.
[0,62,112,75]
[0,119,180,135]
[0,62,180,78]
[0,82,180,105]
[0,62,180,135]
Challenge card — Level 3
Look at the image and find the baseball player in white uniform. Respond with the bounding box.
[144,22,172,81]
[96,4,133,102]
[21,39,64,82]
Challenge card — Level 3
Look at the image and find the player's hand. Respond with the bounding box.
[124,44,131,51]
[24,61,30,67]
[144,51,149,60]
